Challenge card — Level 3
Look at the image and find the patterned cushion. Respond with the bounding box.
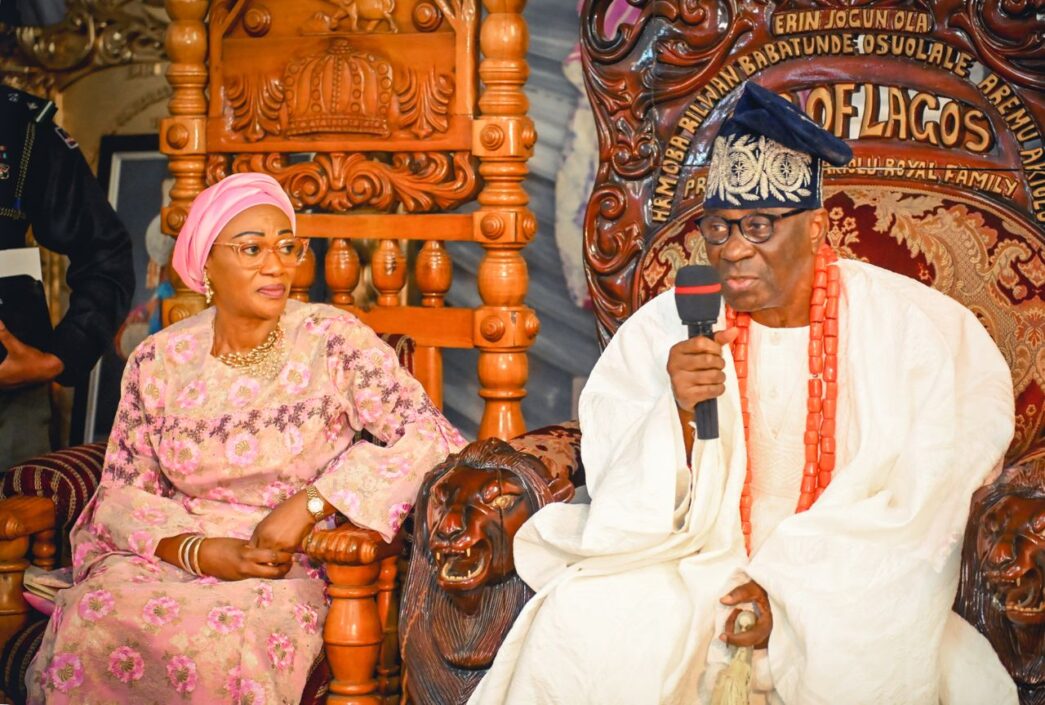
[0,443,106,565]
[0,614,47,705]
[508,421,584,487]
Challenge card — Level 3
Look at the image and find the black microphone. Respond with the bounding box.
[674,265,722,440]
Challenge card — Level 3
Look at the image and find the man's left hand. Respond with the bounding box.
[249,491,317,553]
[0,323,63,389]
[720,580,772,649]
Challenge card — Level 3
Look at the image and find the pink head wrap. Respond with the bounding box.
[171,173,296,293]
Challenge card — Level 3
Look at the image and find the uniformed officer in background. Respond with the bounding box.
[0,83,134,466]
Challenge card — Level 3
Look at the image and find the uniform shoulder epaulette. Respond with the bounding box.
[0,85,57,125]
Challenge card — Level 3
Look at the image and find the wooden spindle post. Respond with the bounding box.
[327,238,361,307]
[0,536,29,650]
[160,0,209,326]
[30,529,56,570]
[371,240,407,307]
[474,0,538,440]
[416,241,452,308]
[324,563,384,705]
[416,240,453,407]
[375,555,401,700]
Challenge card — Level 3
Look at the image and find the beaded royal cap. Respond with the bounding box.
[702,82,853,211]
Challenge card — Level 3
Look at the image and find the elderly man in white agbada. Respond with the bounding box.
[467,82,1018,705]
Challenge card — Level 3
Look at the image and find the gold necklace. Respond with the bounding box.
[214,324,285,379]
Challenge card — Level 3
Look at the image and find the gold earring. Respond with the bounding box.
[203,271,214,306]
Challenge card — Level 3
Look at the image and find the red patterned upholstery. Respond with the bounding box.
[0,617,46,705]
[0,443,106,565]
[508,421,584,488]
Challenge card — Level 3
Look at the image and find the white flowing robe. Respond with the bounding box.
[469,260,1017,705]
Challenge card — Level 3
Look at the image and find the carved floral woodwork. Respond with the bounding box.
[206,0,472,153]
[579,0,755,343]
[223,151,478,213]
[579,0,1045,350]
[935,0,1045,91]
[401,439,573,705]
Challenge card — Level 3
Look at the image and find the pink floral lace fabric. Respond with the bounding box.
[27,301,465,704]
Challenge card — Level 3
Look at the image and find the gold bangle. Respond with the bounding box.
[190,536,206,577]
[177,534,194,573]
[178,534,203,574]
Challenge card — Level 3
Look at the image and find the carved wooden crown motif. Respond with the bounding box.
[210,0,470,150]
[283,39,395,138]
[188,0,479,216]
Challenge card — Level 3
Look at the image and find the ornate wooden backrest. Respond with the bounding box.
[579,0,1044,465]
[160,0,538,439]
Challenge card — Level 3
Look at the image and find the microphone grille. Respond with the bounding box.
[674,265,721,323]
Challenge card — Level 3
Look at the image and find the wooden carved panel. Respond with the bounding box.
[197,0,481,215]
[164,0,537,440]
[209,0,476,152]
[579,0,1044,347]
[206,151,479,213]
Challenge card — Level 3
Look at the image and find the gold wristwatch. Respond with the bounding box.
[304,485,325,522]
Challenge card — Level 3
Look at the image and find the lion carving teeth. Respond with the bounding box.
[439,556,486,583]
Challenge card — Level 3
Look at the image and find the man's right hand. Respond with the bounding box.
[197,537,294,581]
[667,328,739,410]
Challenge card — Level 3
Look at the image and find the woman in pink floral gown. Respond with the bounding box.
[27,174,465,704]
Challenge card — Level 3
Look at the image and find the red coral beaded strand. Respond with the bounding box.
[725,243,840,555]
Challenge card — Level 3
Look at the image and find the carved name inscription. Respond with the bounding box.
[650,34,1045,224]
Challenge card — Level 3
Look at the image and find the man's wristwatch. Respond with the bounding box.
[304,485,326,522]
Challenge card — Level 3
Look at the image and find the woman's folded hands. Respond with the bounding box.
[198,537,294,581]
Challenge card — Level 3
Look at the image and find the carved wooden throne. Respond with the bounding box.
[162,0,538,440]
[400,1,1045,703]
[0,0,541,703]
[160,3,539,697]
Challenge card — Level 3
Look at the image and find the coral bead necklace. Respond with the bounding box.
[724,243,841,555]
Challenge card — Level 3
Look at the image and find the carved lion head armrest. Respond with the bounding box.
[400,435,576,704]
[956,456,1045,703]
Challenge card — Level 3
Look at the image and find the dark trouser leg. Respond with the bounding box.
[0,385,52,468]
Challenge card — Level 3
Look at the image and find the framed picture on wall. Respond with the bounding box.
[70,134,173,445]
